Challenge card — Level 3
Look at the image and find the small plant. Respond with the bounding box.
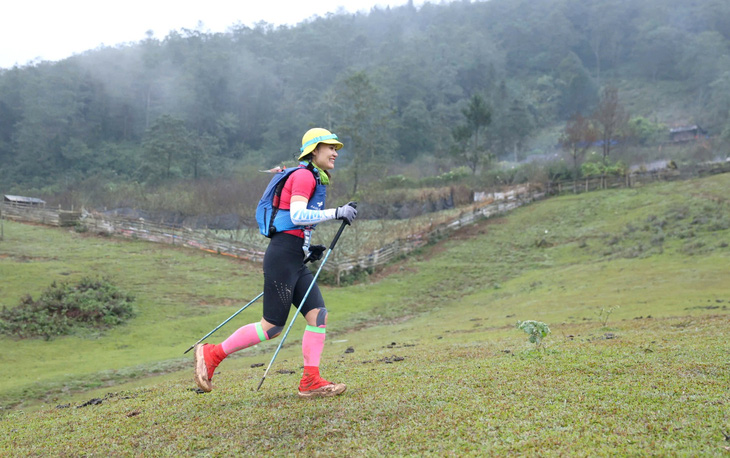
[516,320,551,349]
[595,305,619,328]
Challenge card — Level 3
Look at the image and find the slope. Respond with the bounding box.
[0,174,728,455]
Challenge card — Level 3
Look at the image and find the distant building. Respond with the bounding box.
[3,195,47,206]
[669,125,707,143]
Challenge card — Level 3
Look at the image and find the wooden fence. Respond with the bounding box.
[313,190,542,283]
[82,185,543,284]
[0,185,541,279]
[3,160,727,280]
[80,213,267,263]
[543,159,730,196]
[0,203,81,227]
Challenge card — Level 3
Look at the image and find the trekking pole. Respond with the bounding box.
[256,218,351,391]
[183,292,264,354]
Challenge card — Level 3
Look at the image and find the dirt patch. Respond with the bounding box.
[360,355,405,364]
[451,216,506,240]
[198,297,243,307]
[692,193,727,204]
[1,254,56,262]
[425,216,507,259]
[364,216,507,283]
[368,261,419,283]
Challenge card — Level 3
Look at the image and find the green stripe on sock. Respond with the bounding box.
[255,322,267,341]
[305,325,326,334]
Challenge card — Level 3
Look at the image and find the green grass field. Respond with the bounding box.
[1,174,728,455]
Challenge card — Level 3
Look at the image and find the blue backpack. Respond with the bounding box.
[255,165,324,237]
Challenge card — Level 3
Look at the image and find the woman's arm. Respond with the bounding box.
[289,196,336,225]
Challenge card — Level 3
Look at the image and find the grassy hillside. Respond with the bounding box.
[1,174,728,455]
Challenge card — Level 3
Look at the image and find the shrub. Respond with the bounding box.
[627,116,667,146]
[581,158,627,178]
[0,277,136,340]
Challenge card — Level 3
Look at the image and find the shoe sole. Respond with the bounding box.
[297,383,347,398]
[193,345,213,392]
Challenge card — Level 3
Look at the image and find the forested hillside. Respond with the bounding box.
[1,0,729,209]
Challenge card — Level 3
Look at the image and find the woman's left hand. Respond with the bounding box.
[304,244,326,263]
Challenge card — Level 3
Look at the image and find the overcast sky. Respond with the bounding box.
[0,0,428,69]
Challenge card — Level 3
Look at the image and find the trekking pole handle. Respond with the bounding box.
[330,202,356,249]
[329,220,348,250]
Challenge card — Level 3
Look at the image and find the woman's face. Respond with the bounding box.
[312,143,339,171]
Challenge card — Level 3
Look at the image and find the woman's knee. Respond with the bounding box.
[260,318,283,339]
[305,307,327,327]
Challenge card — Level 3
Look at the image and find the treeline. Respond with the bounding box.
[0,0,729,207]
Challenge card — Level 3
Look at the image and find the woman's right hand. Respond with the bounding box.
[335,202,358,225]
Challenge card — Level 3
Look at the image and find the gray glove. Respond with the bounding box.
[335,201,358,225]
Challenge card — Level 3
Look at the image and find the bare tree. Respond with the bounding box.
[561,113,598,193]
[592,86,629,188]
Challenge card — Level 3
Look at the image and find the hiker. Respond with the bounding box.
[193,127,358,398]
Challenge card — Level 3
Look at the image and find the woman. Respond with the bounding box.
[194,127,358,398]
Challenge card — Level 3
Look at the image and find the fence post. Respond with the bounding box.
[1,206,4,241]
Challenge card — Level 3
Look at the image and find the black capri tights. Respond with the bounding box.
[262,233,325,327]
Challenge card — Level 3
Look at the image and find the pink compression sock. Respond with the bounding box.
[302,325,327,367]
[221,322,267,354]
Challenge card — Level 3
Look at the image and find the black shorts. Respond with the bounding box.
[262,233,325,327]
